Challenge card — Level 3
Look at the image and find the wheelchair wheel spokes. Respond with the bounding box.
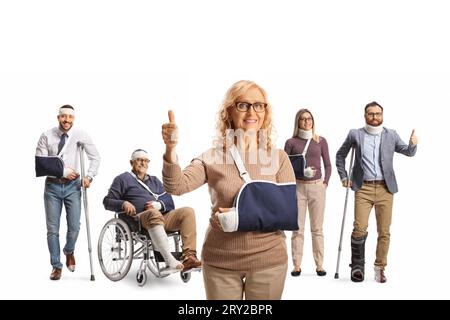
[98,218,133,281]
[146,254,166,278]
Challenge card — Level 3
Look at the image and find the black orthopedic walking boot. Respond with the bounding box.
[349,234,367,282]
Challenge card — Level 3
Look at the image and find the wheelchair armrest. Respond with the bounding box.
[114,211,125,219]
[116,211,141,221]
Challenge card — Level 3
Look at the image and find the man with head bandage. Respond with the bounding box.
[35,105,101,280]
[103,149,201,274]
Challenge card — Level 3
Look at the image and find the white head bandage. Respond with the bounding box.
[59,106,75,116]
[131,149,150,161]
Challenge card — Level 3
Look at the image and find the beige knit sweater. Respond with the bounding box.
[163,147,295,272]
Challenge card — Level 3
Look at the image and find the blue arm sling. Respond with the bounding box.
[35,156,64,178]
[230,145,299,231]
[35,134,72,178]
[288,138,311,180]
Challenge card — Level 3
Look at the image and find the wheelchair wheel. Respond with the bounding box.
[136,270,147,286]
[180,271,191,283]
[98,218,134,281]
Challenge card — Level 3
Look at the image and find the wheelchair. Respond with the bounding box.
[98,212,192,286]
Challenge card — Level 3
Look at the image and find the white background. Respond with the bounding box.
[0,0,449,300]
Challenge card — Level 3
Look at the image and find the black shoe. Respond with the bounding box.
[316,269,327,276]
[291,269,301,277]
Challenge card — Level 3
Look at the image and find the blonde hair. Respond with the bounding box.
[214,80,274,151]
[292,108,320,143]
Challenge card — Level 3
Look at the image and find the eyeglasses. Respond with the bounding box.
[235,102,267,113]
[134,158,150,163]
[366,112,383,118]
[299,117,313,122]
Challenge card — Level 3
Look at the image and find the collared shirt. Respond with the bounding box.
[35,126,101,177]
[362,131,384,181]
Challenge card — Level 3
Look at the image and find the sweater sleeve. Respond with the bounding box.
[103,175,127,212]
[276,149,296,184]
[321,137,332,184]
[162,157,207,196]
[284,139,294,155]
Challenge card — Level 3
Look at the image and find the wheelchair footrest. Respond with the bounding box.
[182,267,202,274]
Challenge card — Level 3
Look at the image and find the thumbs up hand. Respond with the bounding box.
[409,129,418,146]
[162,110,178,148]
[168,110,175,124]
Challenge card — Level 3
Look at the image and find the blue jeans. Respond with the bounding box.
[44,179,81,269]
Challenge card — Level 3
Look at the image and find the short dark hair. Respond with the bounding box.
[365,101,383,113]
[60,105,74,110]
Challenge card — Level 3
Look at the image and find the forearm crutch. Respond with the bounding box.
[78,142,95,281]
[334,147,355,279]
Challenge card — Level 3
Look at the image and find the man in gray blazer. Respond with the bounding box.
[336,101,417,283]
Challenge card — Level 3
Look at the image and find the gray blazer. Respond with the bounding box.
[336,127,417,194]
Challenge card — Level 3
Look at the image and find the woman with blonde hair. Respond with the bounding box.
[284,108,332,277]
[161,80,295,299]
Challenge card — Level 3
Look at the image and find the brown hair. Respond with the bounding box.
[364,101,383,113]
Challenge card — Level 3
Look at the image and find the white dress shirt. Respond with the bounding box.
[36,126,101,178]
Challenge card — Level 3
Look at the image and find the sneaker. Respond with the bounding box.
[50,268,62,280]
[65,253,76,272]
[374,266,387,283]
[182,255,202,273]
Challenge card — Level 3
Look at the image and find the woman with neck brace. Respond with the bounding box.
[284,108,332,277]
[161,80,295,300]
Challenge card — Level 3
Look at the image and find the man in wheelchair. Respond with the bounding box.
[103,149,202,274]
